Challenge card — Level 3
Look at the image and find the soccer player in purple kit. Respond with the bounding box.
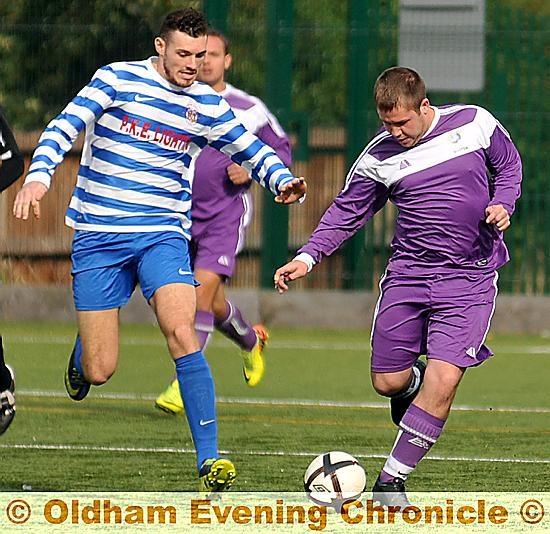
[275,67,522,506]
[0,104,24,435]
[13,8,306,493]
[155,30,291,414]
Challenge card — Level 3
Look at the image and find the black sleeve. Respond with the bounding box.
[0,106,25,193]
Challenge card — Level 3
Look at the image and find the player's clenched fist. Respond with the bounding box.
[226,163,251,185]
[485,204,511,231]
[273,260,309,294]
[13,181,48,220]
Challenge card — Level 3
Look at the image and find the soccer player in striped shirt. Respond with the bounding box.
[13,8,306,493]
[0,105,24,435]
[155,30,291,415]
[275,67,521,506]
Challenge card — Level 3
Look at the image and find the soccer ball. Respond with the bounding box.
[303,451,366,509]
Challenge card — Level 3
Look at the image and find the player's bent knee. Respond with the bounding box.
[168,323,198,354]
[371,372,411,397]
[173,322,194,339]
[423,366,463,399]
[371,381,398,397]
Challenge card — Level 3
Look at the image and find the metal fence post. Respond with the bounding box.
[260,0,294,288]
[202,0,228,34]
[344,0,371,289]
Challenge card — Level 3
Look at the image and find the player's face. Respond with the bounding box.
[198,35,232,91]
[378,99,433,148]
[154,31,207,88]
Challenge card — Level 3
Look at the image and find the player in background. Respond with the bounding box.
[155,30,292,414]
[274,67,521,507]
[13,8,306,493]
[0,105,25,435]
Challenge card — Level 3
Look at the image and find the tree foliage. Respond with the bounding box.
[0,0,548,130]
[0,0,199,128]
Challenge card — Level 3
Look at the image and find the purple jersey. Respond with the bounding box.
[299,105,522,273]
[191,83,292,223]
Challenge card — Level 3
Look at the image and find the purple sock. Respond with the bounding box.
[195,310,214,351]
[214,300,256,352]
[380,404,445,482]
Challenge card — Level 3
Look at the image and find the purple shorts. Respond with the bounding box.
[371,270,498,373]
[190,193,251,279]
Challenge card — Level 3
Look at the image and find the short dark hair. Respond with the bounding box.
[208,29,230,55]
[159,8,209,41]
[374,67,426,113]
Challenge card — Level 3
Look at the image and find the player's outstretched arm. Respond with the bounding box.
[275,178,307,205]
[13,181,49,220]
[274,260,309,294]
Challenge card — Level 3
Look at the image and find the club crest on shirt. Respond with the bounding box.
[449,131,461,143]
[185,105,198,124]
[448,129,469,153]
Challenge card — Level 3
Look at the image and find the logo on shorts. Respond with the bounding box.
[178,268,191,276]
[466,347,477,358]
[217,255,229,267]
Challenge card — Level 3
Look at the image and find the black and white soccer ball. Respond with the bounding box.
[303,451,366,509]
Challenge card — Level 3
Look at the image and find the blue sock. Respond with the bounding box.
[175,351,218,469]
[72,335,83,375]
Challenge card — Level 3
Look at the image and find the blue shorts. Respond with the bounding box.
[71,231,197,311]
[371,270,498,373]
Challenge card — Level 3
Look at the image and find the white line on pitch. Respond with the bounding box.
[4,334,550,354]
[0,442,548,465]
[17,389,550,414]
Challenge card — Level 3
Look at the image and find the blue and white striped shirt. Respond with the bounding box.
[25,58,296,238]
